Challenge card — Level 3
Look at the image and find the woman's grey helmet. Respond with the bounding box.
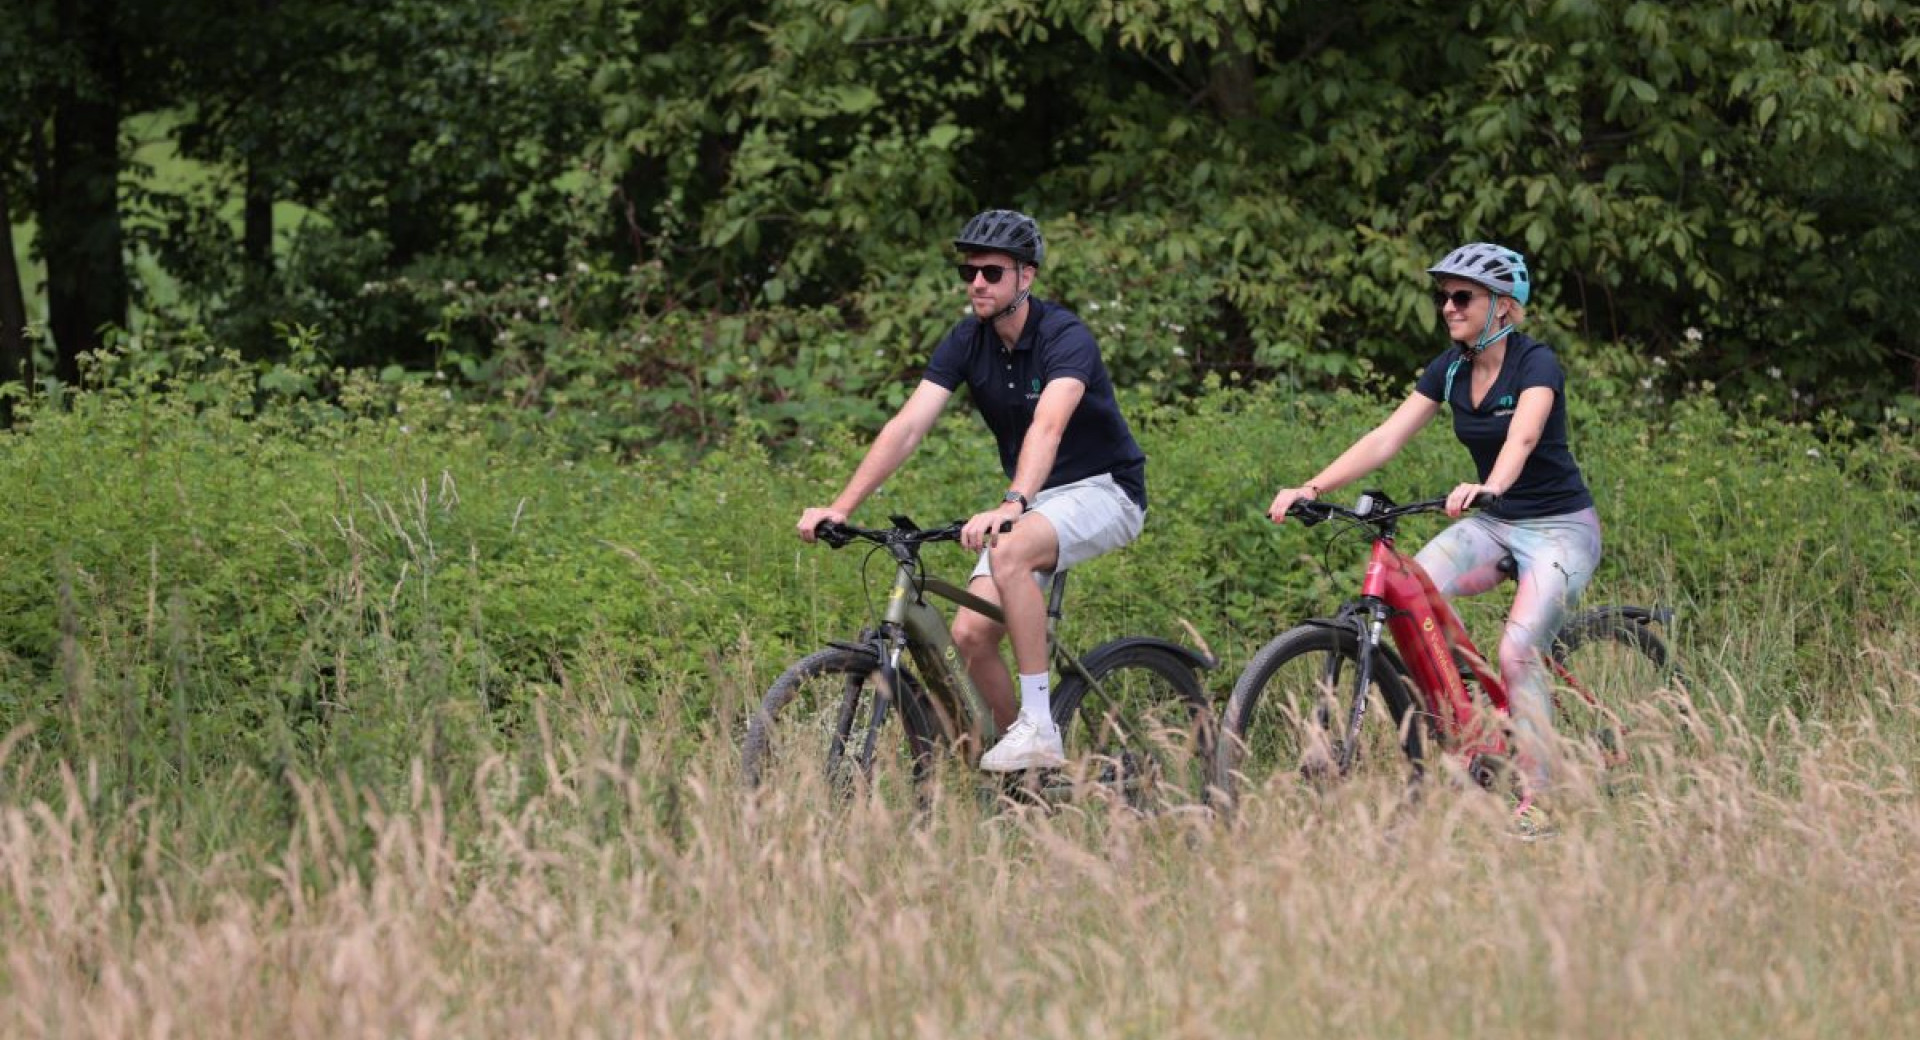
[1428,242,1530,305]
[954,209,1045,267]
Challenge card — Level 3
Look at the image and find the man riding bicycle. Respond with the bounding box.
[796,210,1149,772]
[1264,243,1601,824]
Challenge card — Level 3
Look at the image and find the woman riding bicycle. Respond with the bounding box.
[1264,243,1600,818]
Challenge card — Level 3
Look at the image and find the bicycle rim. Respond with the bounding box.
[1052,645,1212,811]
[745,647,921,798]
[1550,610,1681,775]
[1214,624,1421,807]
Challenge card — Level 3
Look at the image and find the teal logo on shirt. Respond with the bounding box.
[1497,394,1515,408]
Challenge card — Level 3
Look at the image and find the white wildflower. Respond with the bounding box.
[1173,346,1188,358]
[538,295,551,310]
[1767,366,1782,379]
[576,262,590,274]
[1684,327,1703,343]
[1806,448,1821,458]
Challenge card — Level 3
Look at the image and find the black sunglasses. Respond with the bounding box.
[1432,288,1483,310]
[957,263,1017,285]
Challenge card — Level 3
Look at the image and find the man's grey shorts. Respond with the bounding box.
[970,472,1146,582]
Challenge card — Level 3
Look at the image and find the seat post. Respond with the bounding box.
[1046,569,1071,621]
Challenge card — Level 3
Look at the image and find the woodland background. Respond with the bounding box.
[6,0,1918,438]
[3,5,1920,1034]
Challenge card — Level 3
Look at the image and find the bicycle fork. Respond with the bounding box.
[1337,601,1391,776]
[853,628,909,776]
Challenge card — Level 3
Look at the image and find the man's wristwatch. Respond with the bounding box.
[1002,490,1030,512]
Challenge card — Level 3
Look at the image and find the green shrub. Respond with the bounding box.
[0,342,1913,835]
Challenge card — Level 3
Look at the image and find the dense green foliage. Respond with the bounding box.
[6,0,1919,429]
[1,351,1915,837]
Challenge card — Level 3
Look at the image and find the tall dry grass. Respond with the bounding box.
[2,628,1917,1039]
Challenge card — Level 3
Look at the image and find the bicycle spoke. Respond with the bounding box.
[1214,625,1421,807]
[1055,646,1212,811]
[745,648,922,799]
[1551,611,1680,777]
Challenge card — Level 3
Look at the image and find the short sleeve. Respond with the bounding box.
[923,323,974,390]
[1514,343,1567,395]
[1413,349,1457,403]
[1039,312,1101,385]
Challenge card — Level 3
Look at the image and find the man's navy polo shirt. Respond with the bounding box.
[1413,332,1593,520]
[924,298,1147,510]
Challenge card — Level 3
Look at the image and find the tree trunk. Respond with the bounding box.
[0,189,28,423]
[41,0,128,386]
[1208,46,1258,121]
[0,192,27,359]
[243,157,274,279]
[242,0,279,285]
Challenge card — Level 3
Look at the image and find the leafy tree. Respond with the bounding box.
[8,0,1918,428]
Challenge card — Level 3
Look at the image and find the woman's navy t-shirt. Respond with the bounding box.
[1413,332,1593,520]
[924,299,1148,510]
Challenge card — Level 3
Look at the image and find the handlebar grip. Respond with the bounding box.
[814,520,854,549]
[1469,492,1499,510]
[1286,500,1334,527]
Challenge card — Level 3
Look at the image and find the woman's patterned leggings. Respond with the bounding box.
[1412,506,1603,788]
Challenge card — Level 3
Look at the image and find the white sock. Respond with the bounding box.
[1018,673,1053,728]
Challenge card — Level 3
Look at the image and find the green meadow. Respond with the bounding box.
[0,349,1915,1036]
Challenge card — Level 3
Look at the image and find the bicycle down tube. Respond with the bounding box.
[1361,536,1512,764]
[877,554,1082,768]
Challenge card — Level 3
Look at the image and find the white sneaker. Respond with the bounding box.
[979,714,1066,772]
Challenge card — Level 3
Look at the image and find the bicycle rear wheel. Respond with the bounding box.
[743,647,927,796]
[1051,643,1213,810]
[1211,623,1424,809]
[1549,608,1681,769]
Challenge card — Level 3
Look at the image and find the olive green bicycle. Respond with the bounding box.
[743,516,1217,808]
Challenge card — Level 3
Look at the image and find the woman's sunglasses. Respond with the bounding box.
[1433,289,1482,310]
[957,263,1016,285]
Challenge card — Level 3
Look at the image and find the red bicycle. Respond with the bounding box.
[1211,489,1680,806]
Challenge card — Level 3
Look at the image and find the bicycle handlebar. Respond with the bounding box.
[1287,490,1497,529]
[813,517,968,550]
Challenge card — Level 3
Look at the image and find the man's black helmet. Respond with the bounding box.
[954,209,1045,266]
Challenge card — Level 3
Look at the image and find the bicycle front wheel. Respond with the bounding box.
[1549,608,1682,769]
[1052,643,1213,810]
[1212,623,1424,809]
[743,647,920,796]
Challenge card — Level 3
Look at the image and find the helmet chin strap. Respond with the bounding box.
[987,265,1033,326]
[1444,295,1517,405]
[1466,297,1516,356]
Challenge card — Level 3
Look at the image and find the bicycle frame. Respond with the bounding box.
[1355,536,1513,768]
[1309,493,1616,775]
[860,544,1097,768]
